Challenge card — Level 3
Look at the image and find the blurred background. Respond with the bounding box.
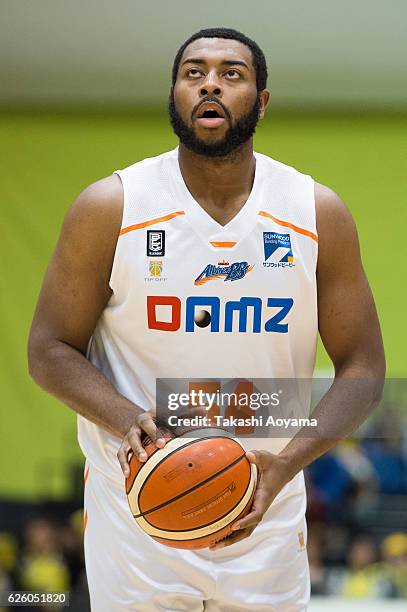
[0,0,406,609]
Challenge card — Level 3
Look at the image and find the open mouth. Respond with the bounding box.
[195,102,226,128]
[200,109,222,118]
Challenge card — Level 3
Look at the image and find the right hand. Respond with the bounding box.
[117,411,165,476]
[117,404,211,476]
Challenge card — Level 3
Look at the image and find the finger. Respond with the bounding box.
[117,440,132,476]
[236,487,273,526]
[209,527,255,550]
[127,428,148,462]
[231,487,273,531]
[246,449,270,469]
[138,413,166,448]
[246,450,257,464]
[231,511,262,531]
[245,451,262,485]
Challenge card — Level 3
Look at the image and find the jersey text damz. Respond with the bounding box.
[147,295,294,333]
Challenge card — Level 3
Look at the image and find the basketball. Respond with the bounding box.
[125,428,257,549]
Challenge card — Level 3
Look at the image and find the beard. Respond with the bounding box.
[168,91,261,158]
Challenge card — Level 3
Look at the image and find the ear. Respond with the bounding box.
[258,89,270,120]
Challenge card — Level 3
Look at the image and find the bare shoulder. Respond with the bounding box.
[65,174,123,232]
[315,183,357,247]
[315,183,360,275]
[315,182,357,235]
[49,174,124,298]
[58,174,123,263]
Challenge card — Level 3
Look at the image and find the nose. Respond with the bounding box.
[199,70,222,98]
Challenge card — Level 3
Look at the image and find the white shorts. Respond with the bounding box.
[84,461,310,612]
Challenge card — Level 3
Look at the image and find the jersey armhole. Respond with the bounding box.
[108,170,126,292]
[308,176,318,274]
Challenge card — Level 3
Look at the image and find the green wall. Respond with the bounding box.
[1,110,405,500]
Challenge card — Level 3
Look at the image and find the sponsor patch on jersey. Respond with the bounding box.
[147,230,165,256]
[263,232,295,268]
[194,260,254,285]
[147,295,293,333]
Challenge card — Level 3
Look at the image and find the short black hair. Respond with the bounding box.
[172,27,268,92]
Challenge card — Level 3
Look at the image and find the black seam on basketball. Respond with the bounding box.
[133,435,241,506]
[129,438,204,498]
[134,451,246,519]
[138,463,253,536]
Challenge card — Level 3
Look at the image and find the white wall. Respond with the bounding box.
[1,0,406,108]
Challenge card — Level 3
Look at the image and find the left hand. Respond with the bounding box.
[209,450,294,551]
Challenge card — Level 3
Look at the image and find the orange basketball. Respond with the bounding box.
[125,428,257,549]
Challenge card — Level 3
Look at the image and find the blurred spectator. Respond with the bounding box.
[321,525,350,567]
[337,440,377,485]
[17,517,70,593]
[307,451,353,509]
[380,532,407,598]
[0,531,17,605]
[57,519,83,589]
[0,509,90,611]
[337,533,407,598]
[341,535,382,597]
[308,523,328,595]
[362,407,407,494]
[0,532,18,575]
[306,402,407,599]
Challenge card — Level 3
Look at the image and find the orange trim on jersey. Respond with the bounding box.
[119,211,185,236]
[258,211,318,243]
[84,466,90,486]
[195,274,226,286]
[209,241,237,248]
[84,510,88,532]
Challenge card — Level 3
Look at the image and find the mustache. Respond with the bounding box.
[191,97,232,122]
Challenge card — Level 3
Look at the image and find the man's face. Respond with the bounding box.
[169,38,268,158]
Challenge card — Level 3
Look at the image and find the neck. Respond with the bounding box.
[178,140,256,209]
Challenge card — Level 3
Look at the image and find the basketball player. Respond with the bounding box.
[28,28,385,611]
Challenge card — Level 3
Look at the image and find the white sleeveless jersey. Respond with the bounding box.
[78,147,318,483]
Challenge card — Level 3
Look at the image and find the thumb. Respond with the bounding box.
[246,450,258,465]
[246,450,273,470]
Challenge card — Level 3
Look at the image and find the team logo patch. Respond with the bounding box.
[145,260,167,282]
[194,260,254,286]
[263,232,295,268]
[147,230,165,256]
[149,260,163,276]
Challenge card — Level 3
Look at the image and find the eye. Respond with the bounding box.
[225,69,240,79]
[186,68,203,79]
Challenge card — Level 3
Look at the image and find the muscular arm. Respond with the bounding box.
[278,182,386,470]
[28,176,162,457]
[214,182,386,549]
